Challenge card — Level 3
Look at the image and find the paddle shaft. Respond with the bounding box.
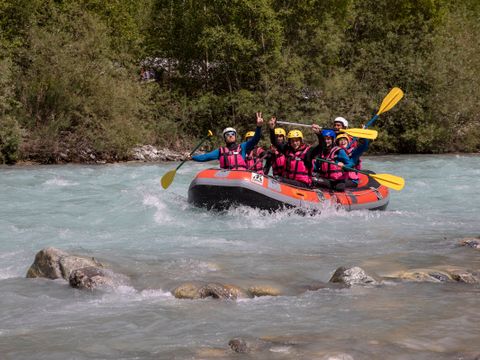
[365,114,379,129]
[277,120,312,128]
[315,158,369,176]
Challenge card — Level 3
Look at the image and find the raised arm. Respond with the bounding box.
[191,148,220,162]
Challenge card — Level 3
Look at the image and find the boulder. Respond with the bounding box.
[172,282,206,299]
[329,266,380,287]
[203,283,250,300]
[26,247,102,280]
[26,247,68,279]
[69,267,118,290]
[172,282,250,300]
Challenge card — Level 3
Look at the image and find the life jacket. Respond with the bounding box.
[342,145,360,181]
[245,146,265,174]
[315,146,346,181]
[219,144,247,170]
[269,145,286,177]
[284,145,312,185]
[343,140,362,175]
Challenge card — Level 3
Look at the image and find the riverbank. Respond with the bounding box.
[12,145,190,166]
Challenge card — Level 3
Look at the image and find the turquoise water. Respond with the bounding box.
[1,155,479,359]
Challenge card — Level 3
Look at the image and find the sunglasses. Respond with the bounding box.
[224,132,236,137]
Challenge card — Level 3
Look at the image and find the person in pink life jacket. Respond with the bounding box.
[267,117,322,188]
[190,112,264,169]
[312,129,356,191]
[263,124,287,177]
[244,130,266,174]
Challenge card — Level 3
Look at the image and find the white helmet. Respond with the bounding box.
[222,127,237,138]
[334,117,348,128]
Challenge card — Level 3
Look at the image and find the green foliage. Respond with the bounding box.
[13,4,152,161]
[0,115,21,164]
[1,0,479,162]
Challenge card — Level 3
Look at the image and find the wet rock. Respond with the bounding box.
[228,338,249,353]
[449,269,480,284]
[459,237,480,249]
[329,266,379,287]
[248,285,282,297]
[69,267,118,290]
[387,267,479,284]
[172,282,205,299]
[26,247,103,280]
[26,247,68,279]
[389,268,453,283]
[203,283,250,300]
[228,337,269,353]
[58,255,103,279]
[172,282,250,300]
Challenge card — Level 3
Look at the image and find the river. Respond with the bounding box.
[1,155,479,359]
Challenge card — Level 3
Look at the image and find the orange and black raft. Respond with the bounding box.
[188,169,389,211]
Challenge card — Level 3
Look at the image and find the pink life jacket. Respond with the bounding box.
[270,145,286,177]
[316,146,346,181]
[245,146,265,174]
[284,145,312,185]
[342,146,360,181]
[219,144,247,170]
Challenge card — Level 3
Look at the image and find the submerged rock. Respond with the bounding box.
[172,282,251,300]
[386,267,479,284]
[26,247,103,280]
[27,247,129,290]
[459,237,480,249]
[228,338,250,353]
[228,337,270,354]
[172,282,205,299]
[248,285,282,297]
[329,266,380,287]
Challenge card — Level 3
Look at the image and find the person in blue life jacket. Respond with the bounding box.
[189,112,264,169]
[312,129,356,191]
[268,117,322,188]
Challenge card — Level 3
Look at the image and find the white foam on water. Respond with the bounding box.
[139,288,173,299]
[43,177,78,187]
[142,193,173,223]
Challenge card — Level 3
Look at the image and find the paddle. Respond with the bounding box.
[276,121,378,140]
[365,87,404,128]
[315,158,405,191]
[161,130,213,189]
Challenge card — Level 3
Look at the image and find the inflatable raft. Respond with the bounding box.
[188,169,389,212]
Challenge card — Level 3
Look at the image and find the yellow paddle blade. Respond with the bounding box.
[370,173,405,191]
[378,87,404,115]
[160,169,177,189]
[208,130,213,137]
[342,128,378,140]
